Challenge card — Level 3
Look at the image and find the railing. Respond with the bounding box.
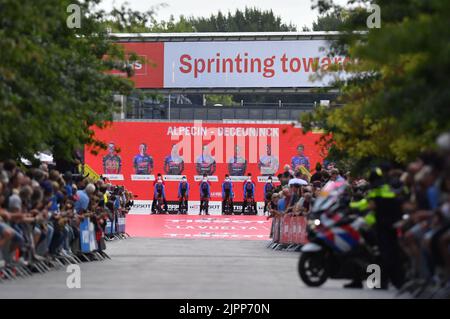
[126,103,317,121]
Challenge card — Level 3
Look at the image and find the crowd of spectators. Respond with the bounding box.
[0,160,133,276]
[269,161,348,217]
[267,132,450,296]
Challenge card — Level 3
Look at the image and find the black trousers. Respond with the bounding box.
[242,197,257,215]
[200,199,209,214]
[151,197,168,213]
[222,197,234,214]
[376,224,405,289]
[263,200,271,214]
[178,196,188,213]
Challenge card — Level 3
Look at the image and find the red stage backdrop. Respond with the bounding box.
[85,121,325,211]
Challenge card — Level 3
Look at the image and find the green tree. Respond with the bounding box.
[313,11,345,31]
[186,7,296,32]
[301,0,450,172]
[102,6,296,33]
[205,95,236,106]
[0,0,139,161]
[302,11,346,31]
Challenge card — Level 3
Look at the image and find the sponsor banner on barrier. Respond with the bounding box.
[105,220,113,235]
[271,215,308,245]
[130,200,265,215]
[118,217,126,233]
[273,217,280,243]
[130,200,153,214]
[126,214,271,240]
[80,218,98,253]
[131,174,155,181]
[280,216,290,244]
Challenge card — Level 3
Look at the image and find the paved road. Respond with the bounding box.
[0,238,396,298]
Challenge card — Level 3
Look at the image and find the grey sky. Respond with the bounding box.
[97,0,348,30]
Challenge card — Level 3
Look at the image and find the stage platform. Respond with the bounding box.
[126,214,272,240]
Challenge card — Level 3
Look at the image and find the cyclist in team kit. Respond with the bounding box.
[199,174,211,215]
[221,174,234,215]
[151,174,168,214]
[242,173,257,215]
[178,176,189,214]
[263,176,275,215]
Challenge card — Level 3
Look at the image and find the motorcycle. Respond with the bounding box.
[298,183,381,287]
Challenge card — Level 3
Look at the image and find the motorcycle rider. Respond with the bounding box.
[199,174,211,215]
[338,182,376,289]
[242,173,257,215]
[178,176,189,214]
[222,174,234,215]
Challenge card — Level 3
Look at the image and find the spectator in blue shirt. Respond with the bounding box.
[74,183,95,214]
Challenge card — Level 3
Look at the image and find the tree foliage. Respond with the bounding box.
[302,11,346,31]
[205,95,236,106]
[104,6,297,33]
[0,0,137,162]
[301,0,450,172]
[182,7,297,32]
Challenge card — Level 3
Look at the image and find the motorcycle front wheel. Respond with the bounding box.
[298,252,329,287]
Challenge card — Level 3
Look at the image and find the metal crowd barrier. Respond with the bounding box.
[267,215,308,251]
[104,213,130,241]
[0,215,129,282]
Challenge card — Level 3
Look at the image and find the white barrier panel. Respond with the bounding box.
[130,200,265,215]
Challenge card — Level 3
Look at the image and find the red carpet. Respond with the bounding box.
[126,215,271,240]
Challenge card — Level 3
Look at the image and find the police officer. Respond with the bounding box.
[367,167,405,289]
